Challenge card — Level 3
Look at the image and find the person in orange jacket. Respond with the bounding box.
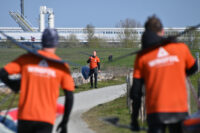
[0,28,74,133]
[130,15,198,133]
[87,51,100,88]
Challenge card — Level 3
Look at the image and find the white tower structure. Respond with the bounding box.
[48,13,54,29]
[39,6,45,32]
[39,6,55,32]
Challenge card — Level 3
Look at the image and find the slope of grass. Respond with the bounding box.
[83,96,147,133]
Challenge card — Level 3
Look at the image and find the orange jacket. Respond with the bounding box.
[88,56,100,69]
[4,50,75,124]
[133,43,195,114]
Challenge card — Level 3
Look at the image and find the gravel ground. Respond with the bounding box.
[53,84,126,133]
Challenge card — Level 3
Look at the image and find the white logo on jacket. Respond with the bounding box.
[148,47,180,67]
[39,59,48,67]
[28,66,56,77]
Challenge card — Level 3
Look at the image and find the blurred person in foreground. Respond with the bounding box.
[0,28,74,133]
[130,15,198,133]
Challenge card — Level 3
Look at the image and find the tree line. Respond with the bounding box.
[59,18,200,49]
[59,18,142,48]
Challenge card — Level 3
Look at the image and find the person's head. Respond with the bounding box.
[93,51,96,56]
[144,15,164,36]
[42,28,59,52]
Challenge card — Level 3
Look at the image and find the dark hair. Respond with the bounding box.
[144,15,163,33]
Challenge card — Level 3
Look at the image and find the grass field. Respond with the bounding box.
[74,76,126,93]
[0,46,137,70]
[0,48,26,67]
[83,96,147,133]
[0,44,131,110]
[0,43,200,133]
[56,47,136,69]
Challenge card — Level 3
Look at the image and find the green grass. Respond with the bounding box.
[0,44,131,112]
[82,72,200,133]
[188,72,200,113]
[74,76,126,93]
[0,46,137,69]
[0,92,20,109]
[0,48,26,67]
[0,43,200,133]
[59,76,126,95]
[0,77,126,111]
[56,47,136,69]
[81,49,200,133]
[187,49,200,113]
[83,96,147,133]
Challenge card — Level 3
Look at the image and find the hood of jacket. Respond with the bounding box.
[141,30,164,50]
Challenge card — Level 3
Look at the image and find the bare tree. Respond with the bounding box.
[84,24,108,48]
[191,30,200,49]
[116,18,141,48]
[85,24,95,42]
[116,18,142,28]
[181,27,200,49]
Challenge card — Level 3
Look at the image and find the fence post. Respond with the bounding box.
[196,52,199,72]
[126,69,132,113]
[186,79,191,114]
[198,78,200,102]
[126,69,146,122]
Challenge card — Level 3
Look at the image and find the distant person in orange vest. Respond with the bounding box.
[130,15,198,133]
[0,28,74,133]
[87,51,100,88]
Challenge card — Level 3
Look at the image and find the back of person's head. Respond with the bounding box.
[42,28,59,48]
[144,15,163,33]
[142,15,164,49]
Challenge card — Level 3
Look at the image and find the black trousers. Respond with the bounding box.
[147,113,187,133]
[148,122,183,133]
[89,68,98,87]
[18,120,53,133]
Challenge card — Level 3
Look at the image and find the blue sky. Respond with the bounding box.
[1,0,200,28]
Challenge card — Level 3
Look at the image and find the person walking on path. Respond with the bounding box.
[130,15,198,133]
[87,51,100,88]
[0,28,74,133]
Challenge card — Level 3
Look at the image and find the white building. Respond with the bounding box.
[0,27,199,43]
